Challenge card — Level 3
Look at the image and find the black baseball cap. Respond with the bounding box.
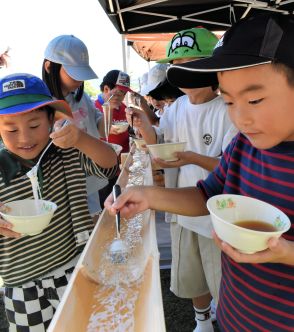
[101,70,134,93]
[148,78,184,100]
[167,13,294,88]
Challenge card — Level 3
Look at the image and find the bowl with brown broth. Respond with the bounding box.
[206,194,291,254]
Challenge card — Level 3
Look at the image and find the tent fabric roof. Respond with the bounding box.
[126,33,174,61]
[97,0,294,34]
[126,31,224,61]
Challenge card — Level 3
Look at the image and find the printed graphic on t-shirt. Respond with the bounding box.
[72,108,88,132]
[203,133,212,145]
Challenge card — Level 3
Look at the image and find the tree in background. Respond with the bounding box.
[84,80,100,99]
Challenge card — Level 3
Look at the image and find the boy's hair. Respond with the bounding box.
[167,13,294,87]
[42,60,84,102]
[272,61,294,87]
[100,81,115,92]
[43,105,56,119]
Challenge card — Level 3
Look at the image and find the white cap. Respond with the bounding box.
[138,72,148,93]
[141,64,168,96]
[44,35,97,81]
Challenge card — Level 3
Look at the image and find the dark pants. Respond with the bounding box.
[99,176,119,208]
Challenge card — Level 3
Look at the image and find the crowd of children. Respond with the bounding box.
[106,13,294,332]
[0,11,293,332]
[126,27,237,332]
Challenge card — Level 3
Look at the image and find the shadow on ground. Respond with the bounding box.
[161,269,220,332]
[160,269,195,332]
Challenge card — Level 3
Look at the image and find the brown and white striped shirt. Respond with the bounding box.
[0,145,118,286]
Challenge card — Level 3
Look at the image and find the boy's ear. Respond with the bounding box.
[44,60,51,74]
[103,85,111,94]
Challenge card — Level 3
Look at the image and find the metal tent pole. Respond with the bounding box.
[121,35,127,73]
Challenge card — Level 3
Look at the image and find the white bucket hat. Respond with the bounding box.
[140,64,168,96]
[138,72,148,94]
[44,35,97,81]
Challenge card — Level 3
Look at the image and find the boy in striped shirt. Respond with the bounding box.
[0,73,118,330]
[105,13,294,332]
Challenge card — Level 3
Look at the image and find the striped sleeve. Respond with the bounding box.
[79,150,119,179]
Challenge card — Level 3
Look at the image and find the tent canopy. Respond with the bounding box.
[97,0,294,34]
[125,31,224,61]
[126,33,174,61]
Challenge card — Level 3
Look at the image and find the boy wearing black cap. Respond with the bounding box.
[95,70,133,153]
[95,69,134,206]
[127,27,237,332]
[0,73,118,330]
[106,13,294,332]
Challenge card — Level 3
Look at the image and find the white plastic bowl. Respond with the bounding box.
[0,199,57,236]
[111,121,129,133]
[146,142,186,161]
[207,194,291,254]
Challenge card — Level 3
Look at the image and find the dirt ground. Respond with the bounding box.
[161,269,220,332]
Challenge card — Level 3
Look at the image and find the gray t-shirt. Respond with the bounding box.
[65,92,108,215]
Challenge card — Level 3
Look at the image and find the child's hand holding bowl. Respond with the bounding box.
[213,231,294,265]
[0,203,21,238]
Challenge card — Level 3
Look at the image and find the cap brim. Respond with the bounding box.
[156,57,170,64]
[140,82,158,96]
[63,65,98,81]
[116,84,134,93]
[148,78,184,100]
[0,99,72,119]
[156,54,188,64]
[167,54,271,88]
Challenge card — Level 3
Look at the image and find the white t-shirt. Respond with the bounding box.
[66,92,107,215]
[155,94,238,237]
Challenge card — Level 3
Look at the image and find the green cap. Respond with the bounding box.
[158,27,218,64]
